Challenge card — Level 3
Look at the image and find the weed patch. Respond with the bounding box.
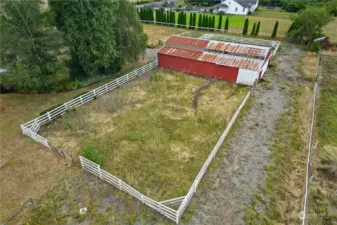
[40,69,249,201]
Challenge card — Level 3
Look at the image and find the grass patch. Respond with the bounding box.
[40,69,249,201]
[299,51,318,82]
[308,55,337,225]
[25,172,173,225]
[251,7,296,19]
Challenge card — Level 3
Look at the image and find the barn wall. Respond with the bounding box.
[158,54,239,83]
[236,68,260,86]
[259,49,273,79]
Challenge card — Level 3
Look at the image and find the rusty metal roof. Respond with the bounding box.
[158,46,203,60]
[206,40,269,58]
[158,45,264,71]
[197,52,264,71]
[166,35,270,59]
[166,36,210,49]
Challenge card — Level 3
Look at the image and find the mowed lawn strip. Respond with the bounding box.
[40,69,249,201]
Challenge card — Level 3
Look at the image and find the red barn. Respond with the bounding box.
[157,35,272,86]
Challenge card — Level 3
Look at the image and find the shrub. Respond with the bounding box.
[242,18,249,36]
[271,21,279,38]
[254,21,260,36]
[82,146,101,165]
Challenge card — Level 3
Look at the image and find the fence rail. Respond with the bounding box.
[176,90,251,219]
[20,60,158,144]
[20,57,254,223]
[79,156,179,223]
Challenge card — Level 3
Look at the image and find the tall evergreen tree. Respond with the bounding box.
[251,23,256,36]
[198,14,203,29]
[49,0,146,76]
[189,13,193,28]
[0,0,67,92]
[243,18,249,36]
[255,21,260,36]
[225,16,229,31]
[212,16,215,28]
[271,21,279,38]
[218,15,223,30]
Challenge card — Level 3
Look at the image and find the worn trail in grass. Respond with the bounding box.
[40,69,249,201]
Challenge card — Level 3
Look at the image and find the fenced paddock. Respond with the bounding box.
[20,59,252,223]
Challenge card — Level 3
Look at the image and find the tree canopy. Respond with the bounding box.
[49,0,147,77]
[0,0,68,92]
[288,7,332,46]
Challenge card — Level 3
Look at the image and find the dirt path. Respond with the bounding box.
[186,43,303,225]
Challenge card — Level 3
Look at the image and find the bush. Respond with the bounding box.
[82,146,101,165]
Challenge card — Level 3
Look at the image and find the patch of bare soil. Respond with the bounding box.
[186,43,303,225]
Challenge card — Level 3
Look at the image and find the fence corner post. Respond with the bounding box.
[98,164,101,179]
[79,156,84,169]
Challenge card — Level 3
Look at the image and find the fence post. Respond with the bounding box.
[47,112,51,121]
[97,164,102,179]
[141,194,144,204]
[93,89,96,96]
[105,83,108,92]
[79,156,84,169]
[80,96,83,104]
[64,103,68,110]
[118,179,122,190]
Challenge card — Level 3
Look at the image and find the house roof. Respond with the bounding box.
[234,0,258,8]
[214,3,229,8]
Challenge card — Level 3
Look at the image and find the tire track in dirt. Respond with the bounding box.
[186,43,302,225]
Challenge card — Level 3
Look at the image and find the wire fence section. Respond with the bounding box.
[20,60,158,146]
[79,156,179,223]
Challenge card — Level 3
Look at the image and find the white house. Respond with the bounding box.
[213,0,259,15]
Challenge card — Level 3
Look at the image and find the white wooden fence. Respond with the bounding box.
[79,90,251,223]
[79,156,180,223]
[20,60,158,149]
[20,59,252,223]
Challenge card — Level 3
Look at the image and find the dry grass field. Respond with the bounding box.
[39,69,249,201]
[144,15,337,43]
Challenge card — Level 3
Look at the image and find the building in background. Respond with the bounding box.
[214,0,259,15]
[157,35,272,86]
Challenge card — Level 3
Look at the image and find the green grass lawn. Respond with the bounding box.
[251,7,296,19]
[40,69,249,201]
[151,11,337,41]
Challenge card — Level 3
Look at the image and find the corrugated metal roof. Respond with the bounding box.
[166,36,210,49]
[159,46,264,71]
[198,52,263,71]
[158,46,203,60]
[206,40,268,58]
